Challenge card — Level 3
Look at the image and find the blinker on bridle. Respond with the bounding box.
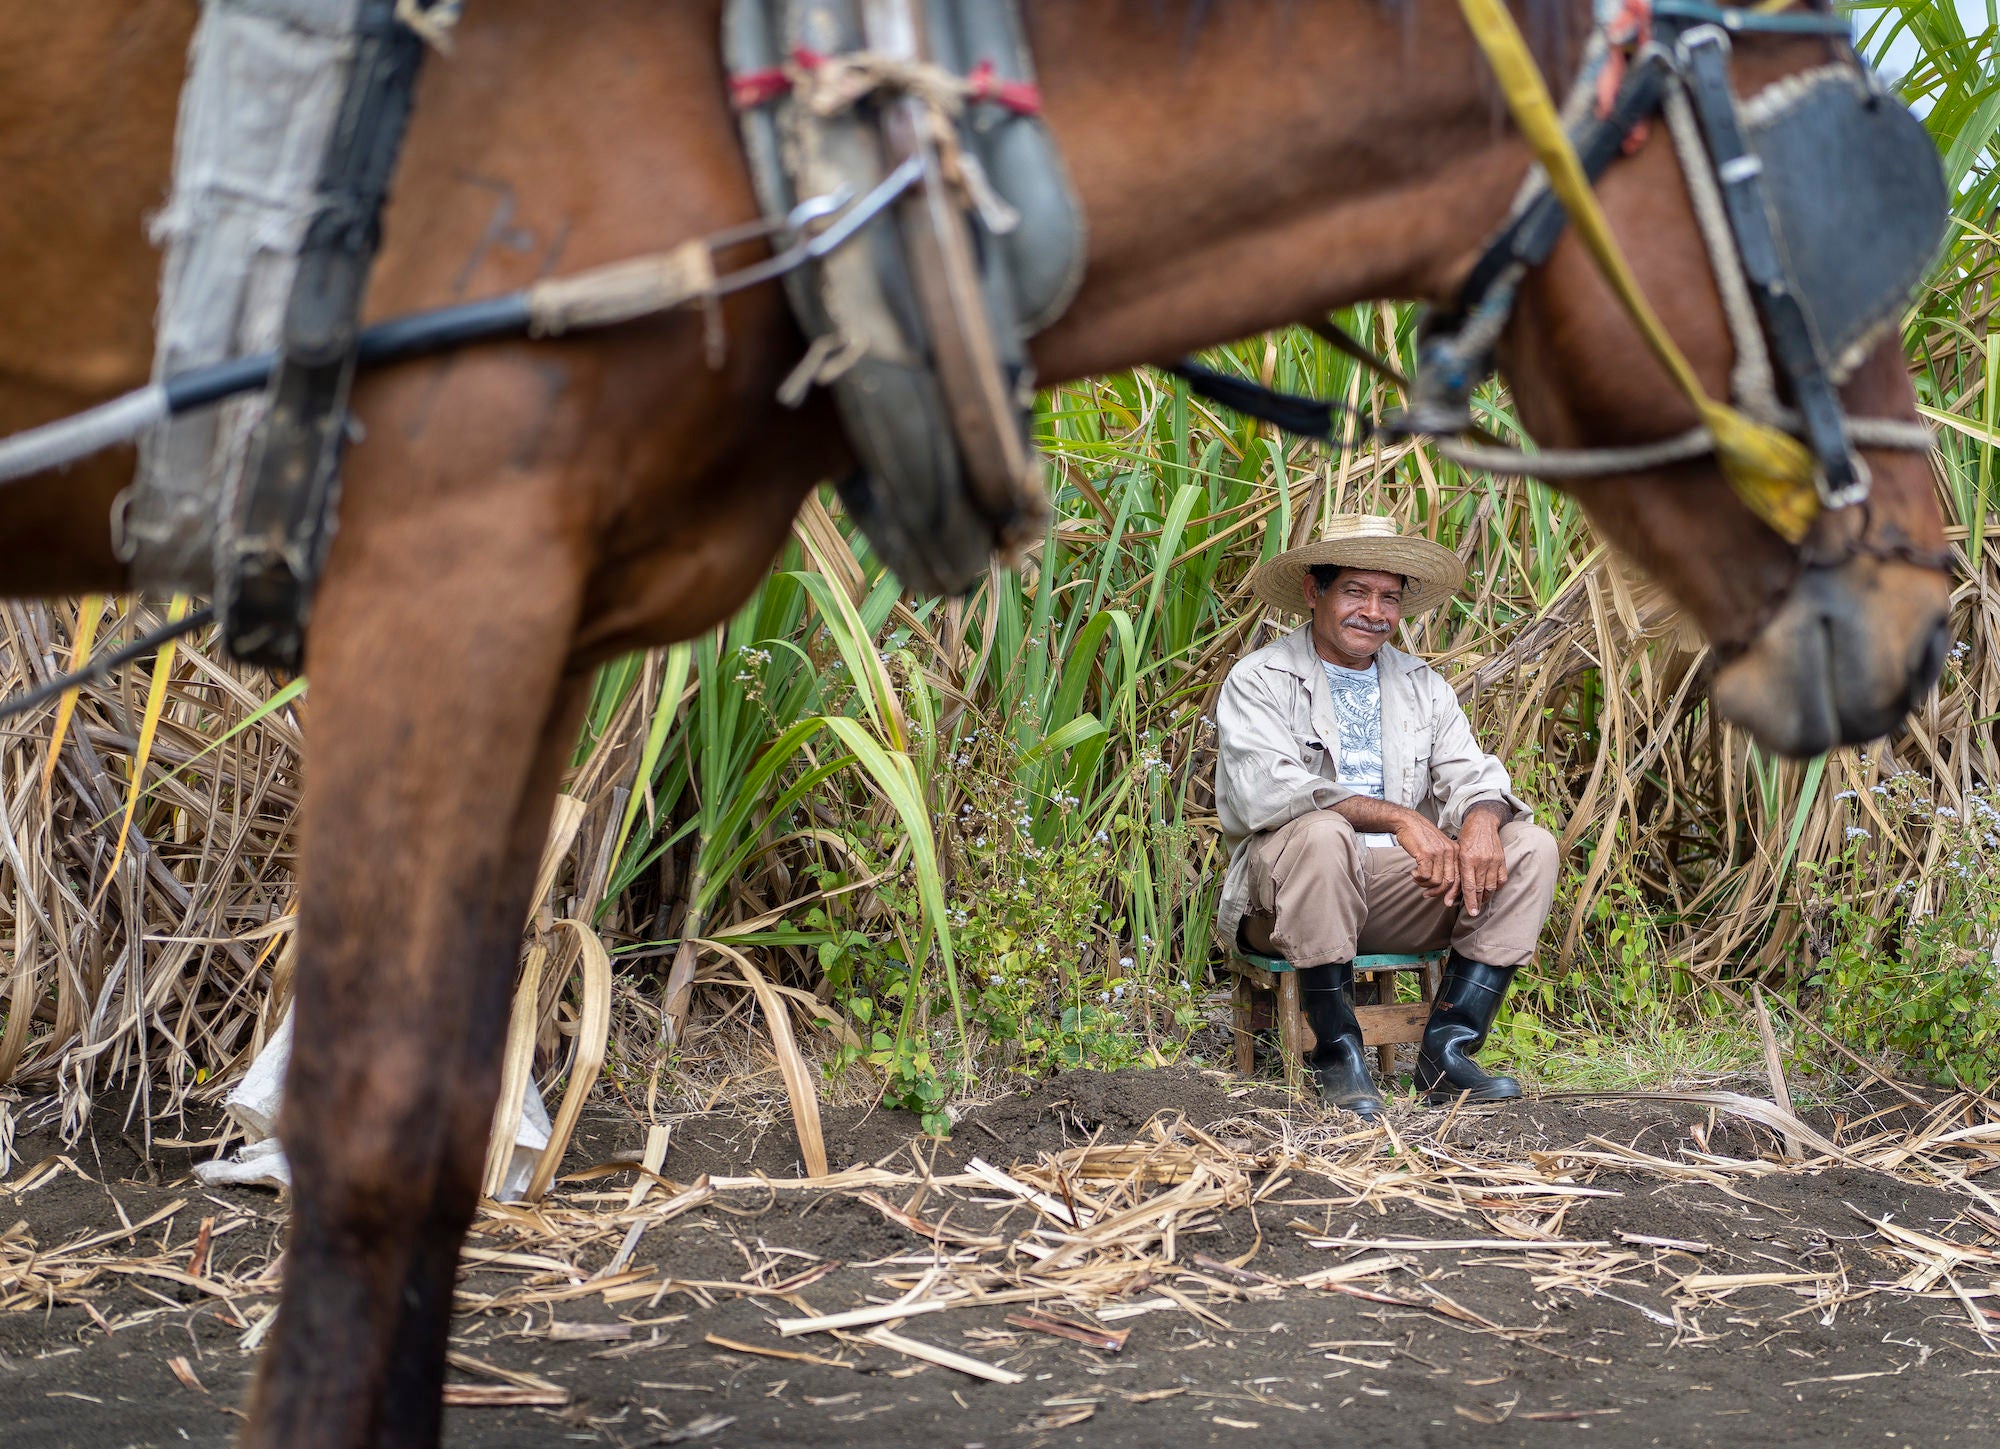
[1175,0,1948,551]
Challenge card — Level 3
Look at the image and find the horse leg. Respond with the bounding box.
[372,672,589,1448]
[240,482,588,1449]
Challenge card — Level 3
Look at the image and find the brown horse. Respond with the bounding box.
[0,1,1949,1444]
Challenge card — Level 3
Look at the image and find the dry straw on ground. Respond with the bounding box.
[8,1088,1999,1365]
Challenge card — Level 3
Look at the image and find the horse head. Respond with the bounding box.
[1028,0,1952,757]
[1498,23,1951,756]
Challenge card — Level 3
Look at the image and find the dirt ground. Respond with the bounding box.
[4,1064,1999,1448]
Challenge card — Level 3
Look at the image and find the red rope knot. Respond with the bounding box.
[729,49,1041,117]
[728,47,825,109]
[963,59,1043,117]
[729,66,791,109]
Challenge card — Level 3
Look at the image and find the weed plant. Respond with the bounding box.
[1802,778,2000,1091]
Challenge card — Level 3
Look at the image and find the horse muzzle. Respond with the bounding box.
[1710,556,1951,757]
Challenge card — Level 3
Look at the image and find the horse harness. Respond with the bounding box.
[0,0,1953,702]
[1398,0,1954,659]
[724,0,1083,597]
[1423,2,1946,538]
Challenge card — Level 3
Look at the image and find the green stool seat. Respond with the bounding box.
[1240,949,1446,974]
[1225,948,1448,1083]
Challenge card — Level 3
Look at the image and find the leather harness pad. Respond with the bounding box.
[1746,66,1948,383]
[724,0,1082,596]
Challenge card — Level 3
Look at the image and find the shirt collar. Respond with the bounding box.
[1269,622,1407,682]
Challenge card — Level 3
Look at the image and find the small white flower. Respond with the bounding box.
[1845,826,1870,840]
[1833,790,1857,803]
[1118,955,1135,969]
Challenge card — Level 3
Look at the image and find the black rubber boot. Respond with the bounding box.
[1415,954,1522,1105]
[1298,963,1383,1121]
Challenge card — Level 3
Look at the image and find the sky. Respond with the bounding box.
[1849,2,1992,82]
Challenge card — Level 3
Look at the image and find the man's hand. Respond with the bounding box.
[1333,796,1463,904]
[1457,802,1510,917]
[1391,811,1461,906]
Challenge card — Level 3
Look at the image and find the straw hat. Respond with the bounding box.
[1249,513,1464,616]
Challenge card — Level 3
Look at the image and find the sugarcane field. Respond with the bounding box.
[3,3,1999,1447]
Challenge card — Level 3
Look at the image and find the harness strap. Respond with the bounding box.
[1678,27,1863,508]
[1166,360,1363,447]
[220,0,433,668]
[1473,57,1668,306]
[1659,66,1779,417]
[1455,0,1819,543]
[0,607,217,727]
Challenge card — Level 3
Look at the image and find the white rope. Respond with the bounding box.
[783,50,1021,234]
[1846,417,1935,450]
[1436,427,1714,478]
[0,387,167,485]
[1433,412,1933,481]
[1660,68,1780,420]
[394,0,461,53]
[524,241,718,338]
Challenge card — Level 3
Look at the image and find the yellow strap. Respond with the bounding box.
[1455,0,1820,542]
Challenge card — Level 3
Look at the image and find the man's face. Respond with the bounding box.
[1305,567,1404,665]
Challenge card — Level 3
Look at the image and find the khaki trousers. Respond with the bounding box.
[1240,811,1558,969]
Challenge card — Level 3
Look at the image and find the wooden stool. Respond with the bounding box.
[1226,949,1447,1085]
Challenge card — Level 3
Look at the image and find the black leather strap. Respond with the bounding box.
[1166,360,1365,445]
[1450,49,1671,323]
[1679,26,1862,507]
[221,0,432,668]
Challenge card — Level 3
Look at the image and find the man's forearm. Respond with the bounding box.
[1331,796,1416,835]
[1333,796,1509,838]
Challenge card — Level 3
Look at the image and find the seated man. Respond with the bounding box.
[1215,515,1558,1120]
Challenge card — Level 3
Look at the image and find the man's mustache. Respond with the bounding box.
[1343,616,1392,634]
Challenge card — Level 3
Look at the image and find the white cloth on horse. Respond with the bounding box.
[129,0,369,591]
[193,1008,553,1200]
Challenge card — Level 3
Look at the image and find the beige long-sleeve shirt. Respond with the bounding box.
[1212,624,1528,950]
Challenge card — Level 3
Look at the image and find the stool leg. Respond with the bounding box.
[1277,970,1303,1090]
[1232,974,1255,1076]
[1359,973,1394,1080]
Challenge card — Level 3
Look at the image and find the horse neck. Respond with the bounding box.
[0,1,193,404]
[1024,0,1594,383]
